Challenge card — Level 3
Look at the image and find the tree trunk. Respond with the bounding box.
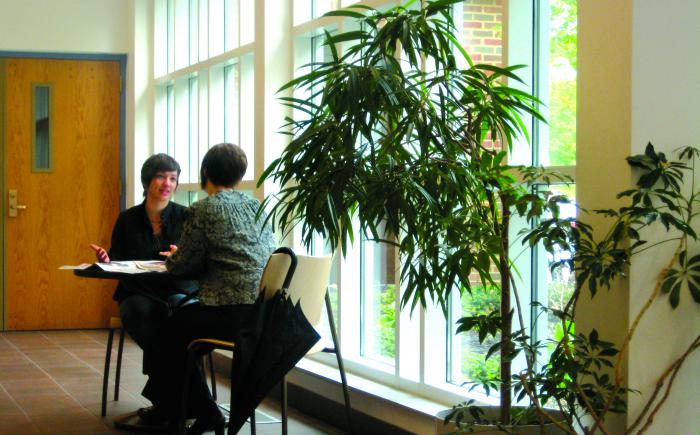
[499,207,512,424]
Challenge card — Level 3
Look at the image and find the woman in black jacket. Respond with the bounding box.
[90,153,192,424]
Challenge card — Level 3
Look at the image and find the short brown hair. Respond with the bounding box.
[200,143,248,189]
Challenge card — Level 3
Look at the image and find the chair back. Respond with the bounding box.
[259,247,297,300]
[286,254,333,327]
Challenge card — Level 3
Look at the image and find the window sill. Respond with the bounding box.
[287,358,445,433]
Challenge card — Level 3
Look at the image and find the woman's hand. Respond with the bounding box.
[89,244,110,263]
[159,244,178,258]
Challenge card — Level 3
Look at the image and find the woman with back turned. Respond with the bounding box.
[142,143,276,434]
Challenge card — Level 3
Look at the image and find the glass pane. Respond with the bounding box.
[209,0,225,56]
[543,0,577,166]
[189,0,199,64]
[239,54,254,180]
[188,77,199,184]
[32,85,51,171]
[293,0,312,25]
[175,0,189,69]
[167,0,175,72]
[224,0,239,50]
[198,0,209,61]
[167,84,175,155]
[173,189,204,206]
[223,63,240,148]
[536,184,576,360]
[313,0,332,19]
[448,283,501,387]
[240,0,254,46]
[361,224,397,365]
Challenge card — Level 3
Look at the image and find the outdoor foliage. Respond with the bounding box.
[379,284,396,358]
[548,0,577,166]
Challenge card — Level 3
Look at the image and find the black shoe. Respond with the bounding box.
[185,409,225,435]
[137,405,169,425]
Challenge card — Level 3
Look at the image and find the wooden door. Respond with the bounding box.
[3,58,121,330]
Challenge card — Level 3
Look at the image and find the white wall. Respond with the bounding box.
[628,0,700,432]
[0,0,130,54]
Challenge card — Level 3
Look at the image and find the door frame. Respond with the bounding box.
[0,52,127,331]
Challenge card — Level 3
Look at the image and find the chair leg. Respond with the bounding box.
[114,328,125,401]
[281,377,288,435]
[335,350,353,434]
[325,292,353,434]
[207,352,217,401]
[101,328,115,417]
[249,410,256,435]
[179,350,197,435]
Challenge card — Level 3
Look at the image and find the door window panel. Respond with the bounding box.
[32,84,51,172]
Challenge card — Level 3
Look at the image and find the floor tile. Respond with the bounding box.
[0,330,341,434]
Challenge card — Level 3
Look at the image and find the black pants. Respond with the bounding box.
[142,303,255,420]
[119,292,190,374]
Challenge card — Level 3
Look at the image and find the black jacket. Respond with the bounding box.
[108,201,189,301]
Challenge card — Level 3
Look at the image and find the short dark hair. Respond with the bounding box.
[141,153,181,197]
[200,143,248,189]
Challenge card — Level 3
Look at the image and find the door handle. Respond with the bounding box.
[9,189,27,217]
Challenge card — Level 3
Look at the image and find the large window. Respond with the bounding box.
[154,0,257,206]
[443,0,578,394]
[152,0,577,407]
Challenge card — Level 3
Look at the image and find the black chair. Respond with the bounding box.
[101,316,125,417]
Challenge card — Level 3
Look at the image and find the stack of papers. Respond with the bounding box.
[59,260,167,274]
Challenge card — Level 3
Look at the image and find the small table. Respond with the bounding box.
[74,266,194,313]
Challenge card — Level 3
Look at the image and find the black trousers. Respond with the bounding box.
[142,303,255,420]
[119,292,190,375]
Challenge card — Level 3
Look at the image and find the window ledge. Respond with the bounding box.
[292,357,449,418]
[213,349,448,433]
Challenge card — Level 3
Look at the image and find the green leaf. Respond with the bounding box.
[669,281,682,308]
[486,342,500,361]
[688,279,700,304]
[322,10,368,19]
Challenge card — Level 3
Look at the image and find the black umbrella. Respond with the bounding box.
[227,287,320,433]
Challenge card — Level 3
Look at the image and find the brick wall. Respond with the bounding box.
[461,0,504,152]
[461,0,504,66]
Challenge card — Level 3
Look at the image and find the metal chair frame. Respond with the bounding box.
[101,304,217,418]
[279,255,353,435]
[178,247,298,435]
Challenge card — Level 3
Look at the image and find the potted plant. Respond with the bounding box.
[257,0,700,433]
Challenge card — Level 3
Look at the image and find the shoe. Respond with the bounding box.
[185,408,225,435]
[137,405,169,425]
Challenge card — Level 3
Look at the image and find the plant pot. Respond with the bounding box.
[435,407,568,434]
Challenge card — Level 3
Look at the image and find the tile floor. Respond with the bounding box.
[0,330,342,435]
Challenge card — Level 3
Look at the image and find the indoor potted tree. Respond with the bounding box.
[257,0,700,433]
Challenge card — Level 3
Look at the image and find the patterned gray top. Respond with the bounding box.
[165,190,277,306]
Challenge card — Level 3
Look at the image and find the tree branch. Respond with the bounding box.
[590,241,684,433]
[628,334,700,434]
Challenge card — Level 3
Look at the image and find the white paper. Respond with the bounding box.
[59,260,167,273]
[58,263,93,270]
[96,260,166,274]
